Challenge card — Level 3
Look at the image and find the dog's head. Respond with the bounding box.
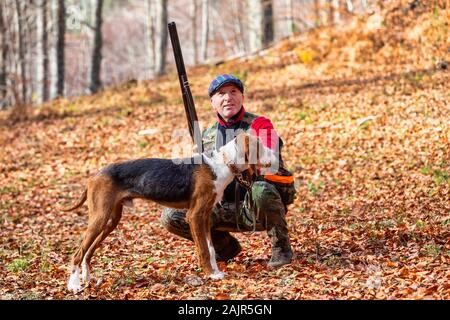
[220,132,279,175]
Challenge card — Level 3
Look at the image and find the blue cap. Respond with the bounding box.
[208,74,244,97]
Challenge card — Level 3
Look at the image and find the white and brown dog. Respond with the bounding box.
[61,133,278,293]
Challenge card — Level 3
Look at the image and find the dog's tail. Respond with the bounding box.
[58,188,87,212]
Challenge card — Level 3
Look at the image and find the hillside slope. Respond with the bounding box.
[1,0,448,299]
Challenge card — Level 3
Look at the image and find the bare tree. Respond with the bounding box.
[191,0,198,65]
[360,0,367,11]
[0,1,7,106]
[0,0,377,105]
[231,0,246,53]
[345,0,354,13]
[248,0,273,52]
[14,0,27,103]
[314,0,322,26]
[248,0,262,52]
[200,0,209,62]
[286,0,295,35]
[89,0,103,93]
[154,0,167,75]
[50,0,65,98]
[328,0,340,25]
[56,0,65,97]
[211,2,237,55]
[145,0,155,77]
[49,1,57,98]
[262,0,273,45]
[36,0,49,103]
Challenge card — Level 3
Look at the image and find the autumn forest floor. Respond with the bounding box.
[0,1,449,300]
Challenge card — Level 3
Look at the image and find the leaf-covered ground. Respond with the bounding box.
[1,1,449,300]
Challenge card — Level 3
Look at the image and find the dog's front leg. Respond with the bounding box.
[205,229,225,280]
[187,205,224,280]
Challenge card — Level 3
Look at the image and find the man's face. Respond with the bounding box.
[210,84,244,121]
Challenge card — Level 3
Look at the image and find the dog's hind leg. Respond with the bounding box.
[68,176,116,293]
[82,203,123,284]
[69,225,109,293]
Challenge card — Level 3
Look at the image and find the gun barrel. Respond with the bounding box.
[168,22,203,153]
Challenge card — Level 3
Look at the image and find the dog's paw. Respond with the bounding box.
[68,267,82,293]
[208,271,225,280]
[81,263,91,284]
[67,283,82,293]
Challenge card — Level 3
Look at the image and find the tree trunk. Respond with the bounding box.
[328,0,340,25]
[50,0,65,98]
[314,0,321,26]
[262,0,273,46]
[14,0,26,103]
[49,0,57,99]
[0,1,7,106]
[145,0,155,77]
[345,0,354,12]
[211,3,236,55]
[89,0,103,93]
[248,0,263,52]
[154,0,167,76]
[37,0,49,103]
[56,0,65,96]
[360,0,367,11]
[286,0,295,35]
[191,0,198,65]
[231,0,245,53]
[200,0,209,62]
[248,0,272,52]
[328,0,334,25]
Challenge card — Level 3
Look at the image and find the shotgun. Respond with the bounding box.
[168,22,203,154]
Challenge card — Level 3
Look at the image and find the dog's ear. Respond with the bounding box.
[243,134,259,174]
[243,134,250,163]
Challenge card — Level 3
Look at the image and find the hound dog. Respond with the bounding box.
[61,133,278,293]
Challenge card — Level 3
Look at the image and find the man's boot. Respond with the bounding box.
[266,209,293,268]
[160,208,241,261]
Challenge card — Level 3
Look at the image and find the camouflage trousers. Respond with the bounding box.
[160,181,292,253]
